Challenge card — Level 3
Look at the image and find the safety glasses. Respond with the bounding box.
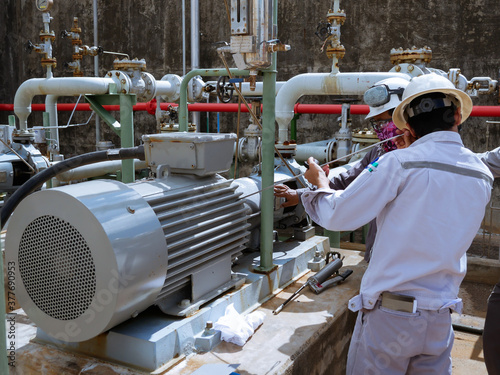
[369,119,393,132]
[364,84,405,108]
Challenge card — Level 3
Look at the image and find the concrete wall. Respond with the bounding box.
[1,0,499,209]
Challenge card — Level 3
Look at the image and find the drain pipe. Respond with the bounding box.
[275,72,410,143]
[14,77,114,131]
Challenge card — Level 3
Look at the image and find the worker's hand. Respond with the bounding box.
[394,128,416,149]
[274,184,299,207]
[304,157,330,189]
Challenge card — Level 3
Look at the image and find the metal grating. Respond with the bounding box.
[18,215,96,321]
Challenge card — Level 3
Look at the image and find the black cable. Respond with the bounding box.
[1,145,145,229]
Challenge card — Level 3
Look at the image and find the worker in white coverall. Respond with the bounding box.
[476,147,500,375]
[274,77,409,262]
[298,74,493,374]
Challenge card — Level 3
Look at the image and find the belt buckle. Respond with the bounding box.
[381,292,416,313]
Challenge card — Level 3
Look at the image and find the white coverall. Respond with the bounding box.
[301,131,493,374]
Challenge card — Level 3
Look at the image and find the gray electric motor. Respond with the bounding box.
[5,133,250,342]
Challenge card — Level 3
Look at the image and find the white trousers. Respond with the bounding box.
[346,302,454,375]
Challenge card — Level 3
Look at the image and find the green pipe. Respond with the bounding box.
[290,113,300,142]
[256,0,279,272]
[257,68,278,272]
[325,229,341,248]
[8,115,15,128]
[179,68,249,132]
[119,94,136,183]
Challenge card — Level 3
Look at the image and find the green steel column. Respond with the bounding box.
[325,229,341,248]
[179,69,249,132]
[256,68,277,272]
[0,235,8,375]
[119,94,136,183]
[255,0,279,272]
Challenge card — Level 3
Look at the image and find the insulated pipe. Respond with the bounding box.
[14,77,114,131]
[275,72,411,143]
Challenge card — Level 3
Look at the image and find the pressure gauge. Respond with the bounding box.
[36,0,53,12]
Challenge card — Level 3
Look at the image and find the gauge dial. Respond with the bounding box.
[36,0,54,12]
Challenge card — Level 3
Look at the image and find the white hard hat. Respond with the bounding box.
[364,77,410,120]
[392,73,473,130]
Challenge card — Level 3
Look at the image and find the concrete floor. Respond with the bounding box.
[5,248,497,374]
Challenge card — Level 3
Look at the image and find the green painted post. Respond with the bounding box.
[325,229,341,249]
[256,68,278,272]
[8,115,15,128]
[255,0,279,272]
[178,69,249,132]
[119,94,136,183]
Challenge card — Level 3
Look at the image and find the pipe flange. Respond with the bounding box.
[326,9,346,25]
[326,45,346,59]
[106,70,131,94]
[113,58,147,71]
[352,129,379,144]
[389,63,427,78]
[275,142,296,158]
[137,72,156,102]
[161,74,182,102]
[390,46,432,66]
[188,76,208,102]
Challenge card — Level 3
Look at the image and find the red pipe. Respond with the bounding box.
[1,101,500,117]
[294,103,369,115]
[0,102,253,115]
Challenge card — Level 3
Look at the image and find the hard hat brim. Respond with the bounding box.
[393,87,473,131]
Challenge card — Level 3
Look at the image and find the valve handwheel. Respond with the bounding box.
[216,76,235,103]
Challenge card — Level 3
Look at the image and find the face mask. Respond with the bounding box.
[373,120,398,152]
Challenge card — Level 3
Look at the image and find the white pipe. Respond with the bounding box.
[14,77,114,131]
[93,0,101,144]
[56,159,147,182]
[182,0,186,76]
[155,80,176,99]
[45,95,60,153]
[275,72,411,143]
[191,0,200,130]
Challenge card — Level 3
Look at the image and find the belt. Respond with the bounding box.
[380,292,417,313]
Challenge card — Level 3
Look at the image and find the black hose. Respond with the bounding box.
[1,145,145,229]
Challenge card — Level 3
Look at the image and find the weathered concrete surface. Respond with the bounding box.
[465,256,500,285]
[451,331,487,375]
